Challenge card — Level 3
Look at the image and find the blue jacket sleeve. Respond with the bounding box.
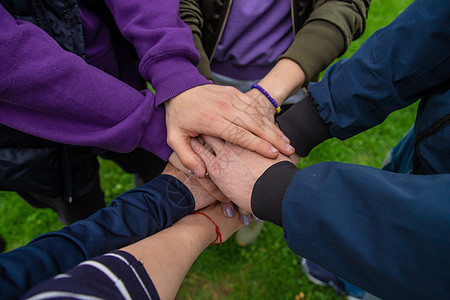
[282,162,450,299]
[258,2,450,298]
[309,0,450,139]
[0,175,194,300]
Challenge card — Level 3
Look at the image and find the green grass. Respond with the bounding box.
[0,0,415,299]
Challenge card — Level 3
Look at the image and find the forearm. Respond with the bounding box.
[277,94,331,157]
[179,0,214,80]
[279,20,345,86]
[252,161,450,299]
[256,59,306,106]
[0,175,194,299]
[22,206,240,300]
[279,0,370,85]
[309,0,450,140]
[104,0,210,105]
[279,0,450,153]
[121,214,216,299]
[0,5,171,158]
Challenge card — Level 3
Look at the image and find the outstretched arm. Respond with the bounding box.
[165,84,294,177]
[104,1,295,175]
[192,135,450,299]
[0,163,216,299]
[278,0,450,157]
[247,0,371,117]
[23,203,241,300]
[121,203,241,299]
[0,4,170,159]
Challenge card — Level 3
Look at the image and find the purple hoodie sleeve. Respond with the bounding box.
[0,4,172,160]
[104,0,211,106]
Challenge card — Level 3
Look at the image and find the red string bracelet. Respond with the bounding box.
[192,212,222,246]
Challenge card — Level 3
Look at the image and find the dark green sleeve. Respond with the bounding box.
[179,0,213,80]
[279,0,371,85]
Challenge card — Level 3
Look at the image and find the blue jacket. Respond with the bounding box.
[254,0,450,298]
[0,175,194,300]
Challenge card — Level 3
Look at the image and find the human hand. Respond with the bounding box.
[168,152,237,217]
[245,88,276,123]
[164,84,294,178]
[162,162,216,211]
[168,152,227,202]
[176,140,257,222]
[190,135,292,212]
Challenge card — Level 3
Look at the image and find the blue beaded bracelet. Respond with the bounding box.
[251,84,281,113]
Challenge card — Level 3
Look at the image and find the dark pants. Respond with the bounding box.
[16,148,166,225]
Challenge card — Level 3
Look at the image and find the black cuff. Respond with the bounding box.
[277,94,331,157]
[251,161,298,226]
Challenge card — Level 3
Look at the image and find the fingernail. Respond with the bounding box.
[241,215,250,226]
[286,143,294,152]
[270,145,278,154]
[282,135,290,143]
[252,214,259,221]
[225,206,234,218]
[188,169,194,175]
[205,172,210,178]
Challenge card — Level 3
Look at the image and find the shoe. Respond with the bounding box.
[300,258,365,299]
[235,219,264,246]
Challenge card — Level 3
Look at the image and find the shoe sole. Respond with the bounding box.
[300,258,328,287]
[301,259,360,298]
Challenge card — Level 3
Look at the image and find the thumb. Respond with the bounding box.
[168,134,206,178]
[190,138,216,169]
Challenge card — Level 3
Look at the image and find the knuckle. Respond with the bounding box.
[166,135,176,146]
[217,100,231,112]
[192,145,203,154]
[228,127,248,144]
[223,85,237,93]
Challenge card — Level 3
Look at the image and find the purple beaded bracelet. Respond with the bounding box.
[251,84,281,113]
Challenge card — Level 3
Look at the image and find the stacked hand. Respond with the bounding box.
[190,136,292,213]
[163,81,302,223]
[164,151,263,224]
[165,84,295,178]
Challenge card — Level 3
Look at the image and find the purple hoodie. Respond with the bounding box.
[0,1,210,160]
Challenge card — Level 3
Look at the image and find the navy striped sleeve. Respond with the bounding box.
[23,250,160,300]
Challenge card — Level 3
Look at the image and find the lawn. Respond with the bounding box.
[0,0,415,299]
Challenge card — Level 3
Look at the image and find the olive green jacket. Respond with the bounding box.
[179,0,371,85]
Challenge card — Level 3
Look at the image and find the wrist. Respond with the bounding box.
[258,58,305,104]
[251,161,298,227]
[178,214,218,248]
[251,84,281,114]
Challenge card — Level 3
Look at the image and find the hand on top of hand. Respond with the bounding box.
[245,88,277,123]
[190,135,293,213]
[167,152,252,222]
[162,162,217,211]
[168,152,228,203]
[164,84,294,178]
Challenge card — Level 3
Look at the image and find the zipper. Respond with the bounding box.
[209,0,233,62]
[31,0,46,30]
[415,114,450,145]
[291,0,296,35]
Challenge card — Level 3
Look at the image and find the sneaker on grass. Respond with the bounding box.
[300,258,365,300]
[235,219,264,247]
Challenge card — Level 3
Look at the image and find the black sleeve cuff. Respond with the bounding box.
[277,94,332,157]
[251,161,298,227]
